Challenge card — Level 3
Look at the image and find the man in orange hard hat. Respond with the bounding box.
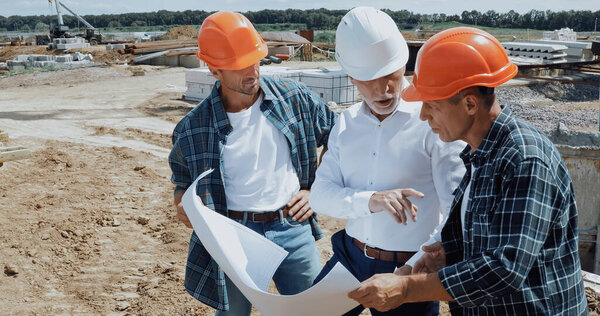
[168,11,336,315]
[349,27,588,315]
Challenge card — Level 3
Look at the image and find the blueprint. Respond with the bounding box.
[182,170,362,316]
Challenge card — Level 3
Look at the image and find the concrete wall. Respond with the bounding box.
[557,146,600,273]
[549,129,600,273]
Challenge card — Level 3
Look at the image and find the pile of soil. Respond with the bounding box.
[159,26,198,40]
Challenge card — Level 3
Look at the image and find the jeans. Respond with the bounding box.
[314,230,439,316]
[215,210,321,316]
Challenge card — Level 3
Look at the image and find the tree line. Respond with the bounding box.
[1,8,599,33]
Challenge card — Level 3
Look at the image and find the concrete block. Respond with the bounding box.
[56,43,90,50]
[8,65,25,71]
[55,55,73,63]
[7,60,27,67]
[15,55,30,62]
[31,55,55,62]
[112,44,126,50]
[503,42,568,53]
[32,61,57,67]
[179,55,201,68]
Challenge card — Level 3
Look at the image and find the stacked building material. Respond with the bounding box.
[118,39,197,55]
[6,53,94,71]
[542,28,577,41]
[184,66,358,106]
[530,40,595,62]
[502,42,568,64]
[47,37,90,50]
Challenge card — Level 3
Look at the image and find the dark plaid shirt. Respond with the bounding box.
[438,106,587,315]
[168,76,336,310]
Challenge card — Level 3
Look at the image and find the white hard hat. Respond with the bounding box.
[335,7,409,81]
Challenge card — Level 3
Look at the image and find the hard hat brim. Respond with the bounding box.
[198,42,268,70]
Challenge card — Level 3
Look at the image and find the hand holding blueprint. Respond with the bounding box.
[182,170,362,316]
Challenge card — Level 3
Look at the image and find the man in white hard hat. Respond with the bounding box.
[309,7,465,315]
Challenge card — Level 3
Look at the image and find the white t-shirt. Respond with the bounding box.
[223,92,300,212]
[461,166,475,239]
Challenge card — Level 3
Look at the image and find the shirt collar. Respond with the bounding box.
[462,105,513,164]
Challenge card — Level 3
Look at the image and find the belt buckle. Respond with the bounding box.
[363,243,376,260]
[249,212,258,222]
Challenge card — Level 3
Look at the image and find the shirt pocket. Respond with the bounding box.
[468,195,496,253]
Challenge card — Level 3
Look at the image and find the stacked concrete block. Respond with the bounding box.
[530,40,594,62]
[55,55,73,63]
[6,60,27,71]
[15,55,30,62]
[32,61,57,68]
[297,69,358,105]
[48,37,90,50]
[542,28,577,41]
[503,42,568,64]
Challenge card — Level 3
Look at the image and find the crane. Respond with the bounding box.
[41,0,103,45]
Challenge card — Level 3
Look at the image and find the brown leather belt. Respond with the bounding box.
[352,238,416,263]
[227,209,290,223]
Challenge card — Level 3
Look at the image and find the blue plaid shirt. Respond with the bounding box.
[169,76,336,310]
[438,106,587,315]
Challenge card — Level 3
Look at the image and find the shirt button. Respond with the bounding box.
[372,152,376,156]
[369,181,373,185]
[378,124,382,127]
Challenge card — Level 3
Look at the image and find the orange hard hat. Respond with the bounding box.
[402,27,518,102]
[197,11,268,70]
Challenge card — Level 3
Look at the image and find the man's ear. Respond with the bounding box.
[462,90,480,115]
[208,66,221,79]
[349,76,357,85]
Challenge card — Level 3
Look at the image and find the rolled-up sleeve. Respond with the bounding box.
[168,127,192,196]
[438,158,557,307]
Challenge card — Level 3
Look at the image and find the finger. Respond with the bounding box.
[287,197,307,216]
[397,198,417,222]
[286,191,305,207]
[389,200,406,225]
[421,242,442,253]
[401,188,424,199]
[348,287,370,300]
[295,205,313,222]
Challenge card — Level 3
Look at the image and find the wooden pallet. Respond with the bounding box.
[0,146,31,163]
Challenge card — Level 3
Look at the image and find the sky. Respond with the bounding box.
[0,0,598,17]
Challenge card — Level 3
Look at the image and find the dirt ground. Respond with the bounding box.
[0,65,598,315]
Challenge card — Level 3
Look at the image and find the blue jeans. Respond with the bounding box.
[314,230,439,316]
[215,210,321,316]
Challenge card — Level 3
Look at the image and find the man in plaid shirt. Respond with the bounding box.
[169,12,336,315]
[349,27,587,315]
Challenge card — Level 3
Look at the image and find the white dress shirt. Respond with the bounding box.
[223,92,300,212]
[310,94,466,266]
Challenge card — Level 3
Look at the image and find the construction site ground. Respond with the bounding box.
[0,63,598,315]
